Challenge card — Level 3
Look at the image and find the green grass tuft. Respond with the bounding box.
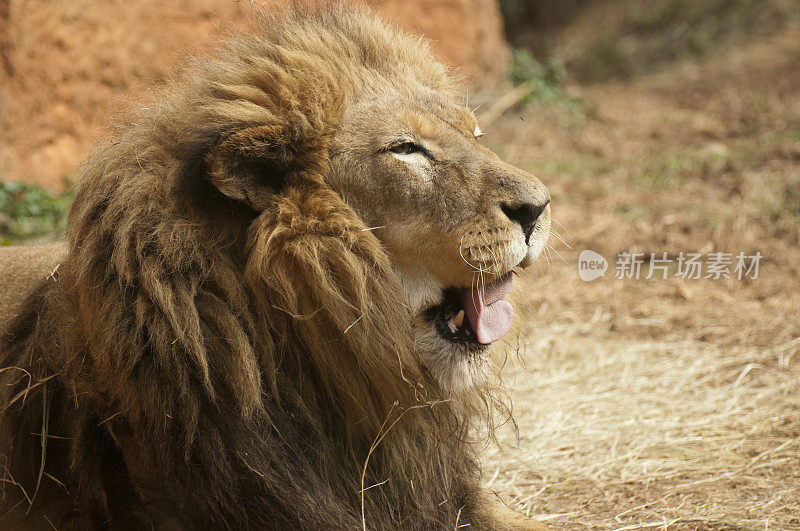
[0,180,74,245]
[509,49,585,113]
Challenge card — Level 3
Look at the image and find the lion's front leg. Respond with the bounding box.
[471,490,549,530]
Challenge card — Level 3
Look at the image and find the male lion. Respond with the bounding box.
[0,8,551,529]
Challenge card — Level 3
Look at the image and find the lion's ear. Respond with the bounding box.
[204,124,302,210]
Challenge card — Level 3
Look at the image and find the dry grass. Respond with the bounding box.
[480,19,800,530]
[488,323,800,528]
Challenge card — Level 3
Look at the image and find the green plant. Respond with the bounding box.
[510,49,584,112]
[0,180,74,244]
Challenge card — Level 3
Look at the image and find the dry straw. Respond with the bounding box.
[485,313,800,528]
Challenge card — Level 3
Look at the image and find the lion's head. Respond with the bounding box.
[197,8,550,395]
[1,7,549,528]
[332,87,550,392]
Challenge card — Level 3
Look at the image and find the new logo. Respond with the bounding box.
[578,250,607,281]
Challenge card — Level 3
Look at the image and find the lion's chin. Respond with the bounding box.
[412,301,496,394]
[413,321,492,394]
[398,267,520,393]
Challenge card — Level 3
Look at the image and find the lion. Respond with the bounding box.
[0,7,551,529]
[0,243,66,329]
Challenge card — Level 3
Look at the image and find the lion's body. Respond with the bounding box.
[0,243,65,329]
[1,7,548,529]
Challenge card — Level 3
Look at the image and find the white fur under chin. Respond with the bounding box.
[398,268,490,393]
[411,313,490,394]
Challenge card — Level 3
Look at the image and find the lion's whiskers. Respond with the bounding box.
[476,246,489,298]
[548,219,570,250]
[540,245,554,276]
[550,217,568,233]
[544,241,567,264]
[459,234,492,274]
[478,231,502,278]
[549,229,570,250]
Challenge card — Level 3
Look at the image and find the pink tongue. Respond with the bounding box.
[460,273,514,344]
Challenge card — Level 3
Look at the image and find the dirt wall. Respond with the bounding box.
[0,0,508,190]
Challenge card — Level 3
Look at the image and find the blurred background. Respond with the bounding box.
[1,0,799,527]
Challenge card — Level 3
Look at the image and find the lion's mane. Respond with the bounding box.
[1,7,492,528]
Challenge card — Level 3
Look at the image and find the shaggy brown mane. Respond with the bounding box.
[0,7,504,529]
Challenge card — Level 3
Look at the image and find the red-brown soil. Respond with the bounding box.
[0,0,508,190]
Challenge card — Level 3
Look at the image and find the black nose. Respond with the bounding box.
[501,198,550,243]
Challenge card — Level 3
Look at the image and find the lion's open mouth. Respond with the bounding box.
[427,273,514,347]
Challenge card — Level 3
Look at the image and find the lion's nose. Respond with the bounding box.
[501,198,550,244]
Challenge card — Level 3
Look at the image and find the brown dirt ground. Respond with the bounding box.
[481,20,800,529]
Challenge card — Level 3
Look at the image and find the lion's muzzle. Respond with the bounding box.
[501,197,551,245]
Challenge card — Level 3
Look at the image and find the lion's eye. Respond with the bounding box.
[389,141,421,155]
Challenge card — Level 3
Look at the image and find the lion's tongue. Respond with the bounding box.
[460,273,514,345]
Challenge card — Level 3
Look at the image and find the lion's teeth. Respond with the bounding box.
[453,309,465,328]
